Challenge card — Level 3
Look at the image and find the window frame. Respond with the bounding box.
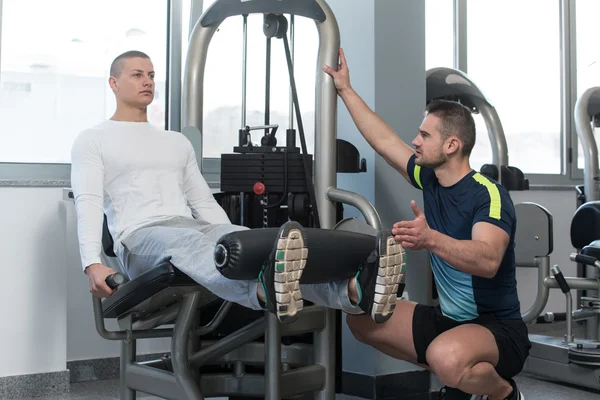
[0,0,589,189]
[450,0,582,189]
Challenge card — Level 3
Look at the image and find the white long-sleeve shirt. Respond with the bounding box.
[70,120,231,270]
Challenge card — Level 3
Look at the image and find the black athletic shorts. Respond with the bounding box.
[412,304,532,379]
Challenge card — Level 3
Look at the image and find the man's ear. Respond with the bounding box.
[108,76,118,92]
[445,136,461,155]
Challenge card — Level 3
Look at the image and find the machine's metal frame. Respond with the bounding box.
[511,88,600,391]
[177,1,378,399]
[183,2,341,397]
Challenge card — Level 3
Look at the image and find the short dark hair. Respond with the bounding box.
[425,99,476,156]
[109,50,150,78]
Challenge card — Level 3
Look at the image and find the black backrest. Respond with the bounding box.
[102,215,116,257]
[570,201,600,249]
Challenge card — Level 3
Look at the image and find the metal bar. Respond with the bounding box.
[313,0,340,231]
[313,1,340,397]
[198,341,313,367]
[266,36,272,135]
[313,301,335,400]
[453,0,467,73]
[289,14,295,129]
[246,124,279,131]
[280,305,326,335]
[564,0,578,179]
[171,293,204,399]
[194,301,233,336]
[92,296,174,340]
[265,312,281,400]
[120,337,136,400]
[522,256,550,324]
[242,14,248,128]
[280,365,327,398]
[126,363,181,400]
[189,317,265,367]
[131,302,181,330]
[544,276,599,291]
[168,0,183,132]
[574,87,600,202]
[572,309,596,321]
[565,291,574,343]
[137,358,171,371]
[326,187,382,230]
[193,366,326,398]
[477,102,509,177]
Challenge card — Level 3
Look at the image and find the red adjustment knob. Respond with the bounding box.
[253,182,266,195]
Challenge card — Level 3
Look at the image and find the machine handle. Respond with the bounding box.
[551,265,571,294]
[570,253,600,269]
[105,273,125,289]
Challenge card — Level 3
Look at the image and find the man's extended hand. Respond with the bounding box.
[85,263,117,298]
[322,48,352,94]
[392,201,433,250]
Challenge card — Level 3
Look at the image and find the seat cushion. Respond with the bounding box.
[581,240,600,262]
[102,261,214,319]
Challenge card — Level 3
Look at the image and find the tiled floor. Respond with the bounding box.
[8,321,600,399]
[8,373,598,400]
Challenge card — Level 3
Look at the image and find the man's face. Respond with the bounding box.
[110,57,155,108]
[412,114,448,169]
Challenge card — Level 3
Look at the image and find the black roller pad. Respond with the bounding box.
[215,227,377,283]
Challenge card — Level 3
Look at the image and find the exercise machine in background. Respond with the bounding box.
[516,87,600,391]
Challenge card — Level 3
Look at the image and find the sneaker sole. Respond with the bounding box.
[273,221,308,323]
[371,230,406,323]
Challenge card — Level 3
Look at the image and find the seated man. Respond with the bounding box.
[70,50,405,324]
[323,50,529,400]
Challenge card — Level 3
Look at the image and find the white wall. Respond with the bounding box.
[0,186,172,380]
[0,188,67,377]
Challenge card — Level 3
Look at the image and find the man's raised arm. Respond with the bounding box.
[323,48,415,182]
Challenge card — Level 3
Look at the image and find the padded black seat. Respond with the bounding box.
[571,201,600,249]
[102,261,217,319]
[100,216,218,319]
[581,240,600,263]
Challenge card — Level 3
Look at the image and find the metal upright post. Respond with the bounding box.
[265,312,282,399]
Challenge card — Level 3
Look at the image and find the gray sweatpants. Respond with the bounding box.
[118,217,361,312]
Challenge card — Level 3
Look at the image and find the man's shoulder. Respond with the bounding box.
[75,120,113,141]
[71,122,110,150]
[469,172,512,198]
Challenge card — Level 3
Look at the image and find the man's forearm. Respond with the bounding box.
[426,230,499,278]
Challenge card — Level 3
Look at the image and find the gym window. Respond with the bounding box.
[0,0,170,184]
[425,0,592,188]
[196,0,318,185]
[0,0,318,187]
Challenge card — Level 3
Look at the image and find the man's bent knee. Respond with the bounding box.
[425,339,467,388]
